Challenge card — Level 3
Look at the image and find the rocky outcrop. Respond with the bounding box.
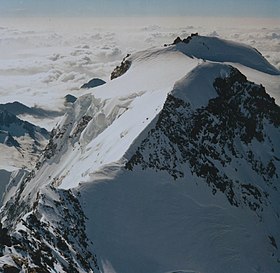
[164,33,199,47]
[111,54,131,80]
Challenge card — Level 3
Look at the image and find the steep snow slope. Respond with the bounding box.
[0,36,280,273]
[80,169,278,273]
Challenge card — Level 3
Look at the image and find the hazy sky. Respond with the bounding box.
[0,0,279,17]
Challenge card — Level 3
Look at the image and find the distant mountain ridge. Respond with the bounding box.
[0,101,62,119]
[0,109,49,141]
[0,109,49,202]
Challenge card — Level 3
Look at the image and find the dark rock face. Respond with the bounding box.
[43,134,57,160]
[126,67,280,211]
[111,54,131,80]
[173,37,182,44]
[0,222,12,247]
[72,115,93,137]
[164,33,199,47]
[0,187,99,273]
[80,78,106,89]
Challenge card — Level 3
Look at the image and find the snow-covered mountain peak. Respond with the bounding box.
[1,36,280,273]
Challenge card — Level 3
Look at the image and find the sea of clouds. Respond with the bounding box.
[0,16,279,129]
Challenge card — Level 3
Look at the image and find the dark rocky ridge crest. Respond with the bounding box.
[111,54,131,80]
[164,32,199,47]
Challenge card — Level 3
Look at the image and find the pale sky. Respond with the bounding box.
[0,0,279,17]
